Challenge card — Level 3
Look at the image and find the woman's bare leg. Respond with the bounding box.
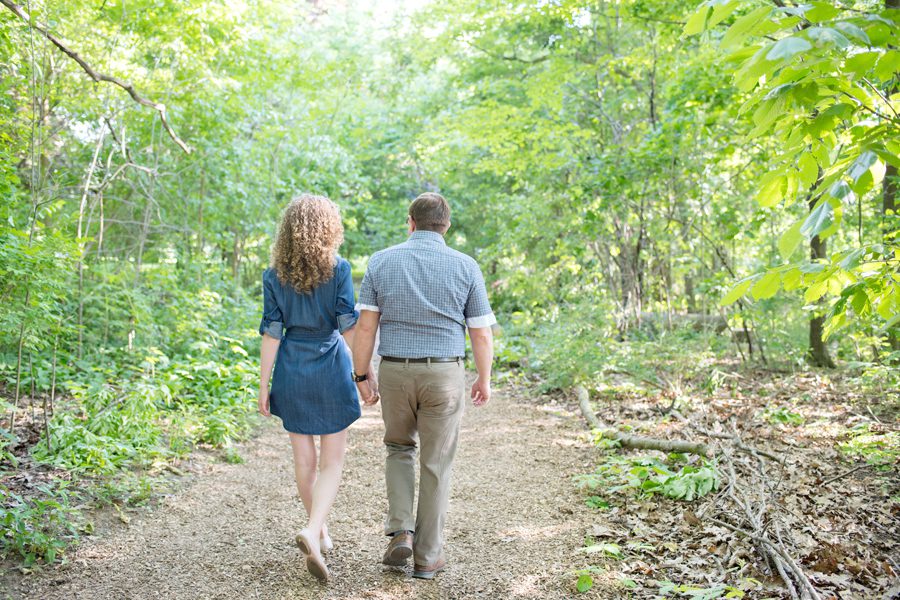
[289,433,330,543]
[299,429,348,553]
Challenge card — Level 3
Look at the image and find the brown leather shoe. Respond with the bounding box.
[412,557,446,580]
[382,532,413,566]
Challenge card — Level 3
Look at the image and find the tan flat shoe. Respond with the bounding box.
[296,531,329,582]
[297,533,333,554]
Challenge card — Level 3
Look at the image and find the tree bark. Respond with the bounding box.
[886,163,899,355]
[809,199,836,368]
[884,0,898,353]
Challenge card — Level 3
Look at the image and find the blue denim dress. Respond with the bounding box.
[258,258,361,435]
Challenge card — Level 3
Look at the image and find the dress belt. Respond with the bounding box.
[381,356,462,364]
[283,329,338,341]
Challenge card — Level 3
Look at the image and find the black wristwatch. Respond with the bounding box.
[352,370,367,383]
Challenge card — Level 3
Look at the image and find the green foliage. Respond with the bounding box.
[689,0,900,338]
[580,542,624,559]
[761,405,805,426]
[28,336,258,475]
[658,581,746,599]
[0,483,82,565]
[574,566,605,594]
[838,424,899,466]
[578,455,720,502]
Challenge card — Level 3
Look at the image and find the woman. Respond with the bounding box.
[258,194,376,582]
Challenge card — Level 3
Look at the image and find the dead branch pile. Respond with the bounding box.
[576,385,823,599]
[689,422,821,600]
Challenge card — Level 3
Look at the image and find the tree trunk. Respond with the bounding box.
[884,0,898,353]
[197,170,205,259]
[77,127,106,359]
[809,200,836,368]
[685,274,697,313]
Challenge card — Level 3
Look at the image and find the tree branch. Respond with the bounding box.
[576,386,711,456]
[1,0,191,154]
[460,38,550,64]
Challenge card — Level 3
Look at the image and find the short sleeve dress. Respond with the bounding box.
[258,258,361,435]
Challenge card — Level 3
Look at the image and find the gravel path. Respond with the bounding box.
[11,383,595,599]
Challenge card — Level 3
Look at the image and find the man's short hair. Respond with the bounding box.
[409,192,450,233]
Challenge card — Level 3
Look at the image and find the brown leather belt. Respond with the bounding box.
[381,356,462,364]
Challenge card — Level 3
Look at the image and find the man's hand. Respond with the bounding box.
[258,388,271,416]
[471,376,491,407]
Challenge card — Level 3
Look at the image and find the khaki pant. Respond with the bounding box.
[379,359,466,566]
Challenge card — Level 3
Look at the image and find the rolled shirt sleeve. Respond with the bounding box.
[258,272,284,339]
[356,259,380,313]
[463,262,496,328]
[335,260,359,333]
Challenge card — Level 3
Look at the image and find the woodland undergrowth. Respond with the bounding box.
[0,267,261,567]
[496,320,899,600]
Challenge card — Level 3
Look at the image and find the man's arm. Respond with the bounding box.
[468,326,493,406]
[351,310,381,405]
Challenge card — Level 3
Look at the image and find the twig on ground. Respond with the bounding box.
[821,463,872,486]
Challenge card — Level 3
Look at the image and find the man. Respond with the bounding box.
[351,192,495,580]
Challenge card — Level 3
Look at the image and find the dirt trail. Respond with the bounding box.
[11,382,595,599]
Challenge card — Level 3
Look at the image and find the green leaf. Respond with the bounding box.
[851,289,870,315]
[839,248,866,270]
[845,51,880,78]
[722,6,772,49]
[806,27,851,49]
[876,50,900,81]
[798,153,819,189]
[576,574,593,593]
[829,180,853,200]
[766,37,811,61]
[720,278,753,306]
[805,279,829,303]
[804,2,840,23]
[801,201,834,238]
[833,22,870,45]
[707,2,740,30]
[848,150,878,182]
[756,172,786,207]
[778,221,804,260]
[751,271,781,300]
[684,4,713,36]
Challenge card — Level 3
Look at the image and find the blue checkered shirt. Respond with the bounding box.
[357,231,496,359]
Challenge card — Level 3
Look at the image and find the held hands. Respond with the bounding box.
[471,376,491,407]
[258,387,271,417]
[356,367,380,406]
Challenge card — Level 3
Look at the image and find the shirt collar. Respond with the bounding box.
[409,230,447,245]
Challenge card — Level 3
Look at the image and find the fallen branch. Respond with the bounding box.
[821,463,872,486]
[1,0,190,154]
[576,385,710,456]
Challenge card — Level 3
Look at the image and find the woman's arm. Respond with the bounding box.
[259,333,281,416]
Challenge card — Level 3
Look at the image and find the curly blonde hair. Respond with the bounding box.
[271,194,344,294]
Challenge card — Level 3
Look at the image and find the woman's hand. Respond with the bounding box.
[258,387,271,416]
[366,366,380,404]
